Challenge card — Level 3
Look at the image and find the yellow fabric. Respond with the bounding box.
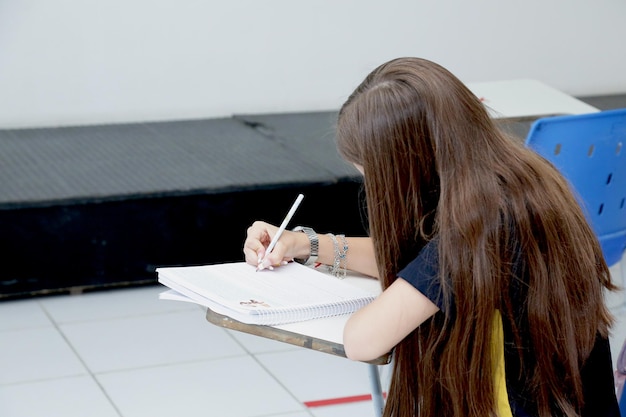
[492,311,513,417]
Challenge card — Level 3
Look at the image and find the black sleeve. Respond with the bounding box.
[397,239,445,311]
[581,335,621,417]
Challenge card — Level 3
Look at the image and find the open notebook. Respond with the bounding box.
[157,262,378,326]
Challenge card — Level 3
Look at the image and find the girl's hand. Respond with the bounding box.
[243,221,309,269]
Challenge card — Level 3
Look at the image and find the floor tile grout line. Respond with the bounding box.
[88,353,256,377]
[199,315,379,414]
[37,300,125,417]
[0,323,56,335]
[0,372,88,389]
[249,352,317,417]
[53,307,200,324]
[221,328,316,417]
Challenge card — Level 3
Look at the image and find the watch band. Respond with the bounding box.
[292,226,319,266]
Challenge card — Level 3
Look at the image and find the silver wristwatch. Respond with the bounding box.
[292,226,319,266]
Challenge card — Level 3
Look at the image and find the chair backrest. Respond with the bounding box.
[524,108,626,266]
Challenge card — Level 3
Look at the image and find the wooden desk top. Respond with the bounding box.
[205,272,391,365]
[206,307,390,365]
[206,307,391,365]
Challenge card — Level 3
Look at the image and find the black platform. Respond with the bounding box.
[1,95,625,298]
[0,111,371,298]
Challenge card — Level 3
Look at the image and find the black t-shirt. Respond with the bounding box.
[398,239,620,417]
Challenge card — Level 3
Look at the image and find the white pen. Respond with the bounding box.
[257,193,304,271]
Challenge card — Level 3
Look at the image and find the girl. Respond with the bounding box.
[243,57,620,417]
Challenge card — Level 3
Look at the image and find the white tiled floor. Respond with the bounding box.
[1,264,624,417]
[0,283,391,417]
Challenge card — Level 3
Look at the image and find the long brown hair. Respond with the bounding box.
[336,57,615,417]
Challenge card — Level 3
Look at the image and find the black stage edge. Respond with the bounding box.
[0,181,367,299]
[1,95,624,299]
[0,111,367,299]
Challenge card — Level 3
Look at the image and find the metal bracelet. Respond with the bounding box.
[327,233,348,279]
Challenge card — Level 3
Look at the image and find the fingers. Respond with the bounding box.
[257,258,289,272]
[243,238,267,266]
[243,241,264,266]
[243,221,296,269]
[257,239,292,271]
[243,221,276,266]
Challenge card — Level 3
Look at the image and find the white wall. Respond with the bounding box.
[1,0,625,128]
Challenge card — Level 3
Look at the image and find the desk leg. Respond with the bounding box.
[368,364,384,417]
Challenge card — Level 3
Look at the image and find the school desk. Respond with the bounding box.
[467,79,599,120]
[205,272,390,417]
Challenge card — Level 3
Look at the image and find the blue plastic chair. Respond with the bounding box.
[524,108,626,309]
